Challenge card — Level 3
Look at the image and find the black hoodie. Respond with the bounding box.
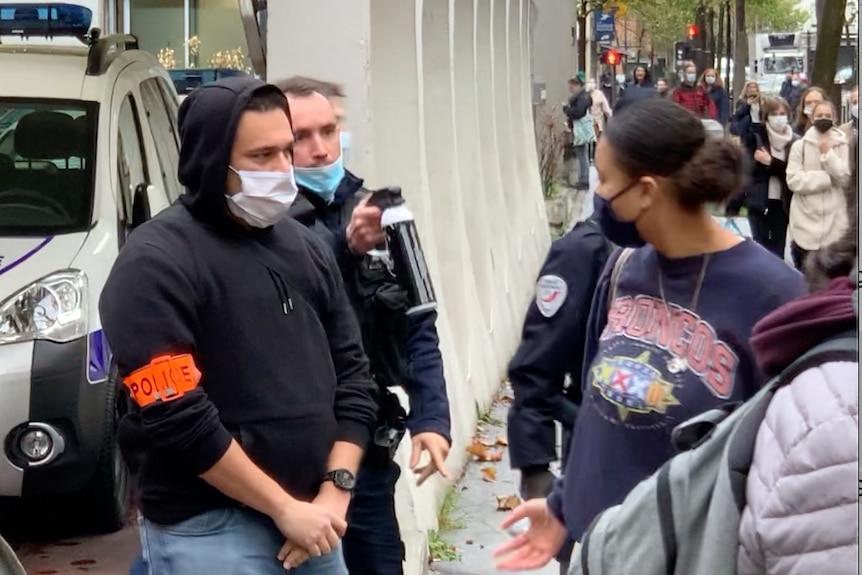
[99,77,378,524]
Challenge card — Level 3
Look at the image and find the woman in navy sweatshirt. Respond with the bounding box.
[495,98,807,571]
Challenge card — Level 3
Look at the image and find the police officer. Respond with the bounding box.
[506,216,611,574]
[276,76,452,575]
[100,77,379,574]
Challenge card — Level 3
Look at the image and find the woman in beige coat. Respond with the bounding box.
[785,100,851,270]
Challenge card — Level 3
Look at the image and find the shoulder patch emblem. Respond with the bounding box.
[535,275,568,318]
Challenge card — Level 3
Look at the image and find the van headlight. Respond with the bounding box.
[0,271,88,344]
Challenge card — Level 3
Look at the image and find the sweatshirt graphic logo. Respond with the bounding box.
[591,350,679,421]
[601,294,739,399]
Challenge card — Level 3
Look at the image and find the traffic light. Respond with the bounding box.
[675,41,692,62]
[687,24,698,39]
[600,48,621,66]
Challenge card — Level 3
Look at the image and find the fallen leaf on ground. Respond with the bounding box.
[466,440,503,462]
[496,494,521,511]
[496,436,508,446]
[481,466,497,482]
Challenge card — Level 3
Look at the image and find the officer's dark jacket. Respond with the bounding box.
[289,171,451,442]
[506,219,611,470]
[99,78,378,525]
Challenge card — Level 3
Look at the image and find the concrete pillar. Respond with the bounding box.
[265,1,548,571]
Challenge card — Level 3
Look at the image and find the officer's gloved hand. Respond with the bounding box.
[520,466,555,500]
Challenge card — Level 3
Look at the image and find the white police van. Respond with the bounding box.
[0,3,181,533]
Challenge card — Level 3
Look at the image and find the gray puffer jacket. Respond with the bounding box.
[737,359,858,574]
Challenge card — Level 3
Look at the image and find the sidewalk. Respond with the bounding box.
[429,386,562,575]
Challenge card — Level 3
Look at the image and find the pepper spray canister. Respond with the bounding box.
[366,187,437,316]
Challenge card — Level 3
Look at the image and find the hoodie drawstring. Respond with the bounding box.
[266,267,294,314]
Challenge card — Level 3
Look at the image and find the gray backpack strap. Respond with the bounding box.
[725,329,858,510]
[606,247,635,311]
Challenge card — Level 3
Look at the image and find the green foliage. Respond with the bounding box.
[428,530,460,562]
[746,0,809,32]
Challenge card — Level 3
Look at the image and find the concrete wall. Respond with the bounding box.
[529,0,578,110]
[268,1,548,572]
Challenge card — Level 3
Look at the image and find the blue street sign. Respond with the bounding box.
[594,9,615,43]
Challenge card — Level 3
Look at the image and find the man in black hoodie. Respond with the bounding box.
[99,77,377,575]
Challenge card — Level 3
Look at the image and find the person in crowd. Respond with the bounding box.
[506,214,612,575]
[786,100,851,270]
[793,86,827,136]
[734,81,762,116]
[733,96,797,258]
[672,63,717,119]
[100,77,380,574]
[655,78,670,98]
[586,78,612,164]
[788,72,808,117]
[563,72,594,191]
[275,76,452,575]
[841,85,857,141]
[613,65,656,113]
[287,77,355,165]
[493,98,806,571]
[699,67,730,127]
[739,153,858,575]
[779,69,795,102]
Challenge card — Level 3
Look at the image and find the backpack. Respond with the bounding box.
[571,307,858,574]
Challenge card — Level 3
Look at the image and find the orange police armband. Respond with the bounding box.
[123,354,202,407]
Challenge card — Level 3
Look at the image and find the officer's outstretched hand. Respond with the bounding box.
[346,195,385,255]
[410,432,451,486]
[272,499,345,569]
[493,499,567,571]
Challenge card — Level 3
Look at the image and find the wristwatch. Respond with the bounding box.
[322,469,357,492]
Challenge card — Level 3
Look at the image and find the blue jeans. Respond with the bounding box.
[342,458,404,575]
[575,145,589,187]
[138,507,347,575]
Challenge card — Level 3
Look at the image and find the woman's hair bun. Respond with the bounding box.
[674,139,746,208]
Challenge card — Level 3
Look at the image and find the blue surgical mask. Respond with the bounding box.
[593,189,646,248]
[294,155,345,204]
[340,131,352,165]
[685,73,697,83]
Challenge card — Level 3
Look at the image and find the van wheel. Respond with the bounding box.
[80,363,130,534]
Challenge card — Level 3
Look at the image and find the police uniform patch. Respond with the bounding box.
[535,275,568,318]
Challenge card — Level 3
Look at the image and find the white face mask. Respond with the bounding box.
[225,167,298,228]
[586,82,596,91]
[768,115,788,129]
[803,106,814,117]
[851,105,858,118]
[705,75,716,84]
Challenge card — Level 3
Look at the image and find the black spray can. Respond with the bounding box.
[367,187,437,316]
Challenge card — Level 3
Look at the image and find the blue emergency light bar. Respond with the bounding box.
[0,3,92,39]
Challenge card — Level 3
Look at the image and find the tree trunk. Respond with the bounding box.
[717,3,725,75]
[724,0,732,88]
[811,0,846,89]
[708,7,717,69]
[732,0,746,98]
[578,3,587,73]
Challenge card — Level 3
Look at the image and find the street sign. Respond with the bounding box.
[594,9,615,44]
[603,1,628,18]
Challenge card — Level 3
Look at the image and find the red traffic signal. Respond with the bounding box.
[687,24,698,39]
[601,48,621,66]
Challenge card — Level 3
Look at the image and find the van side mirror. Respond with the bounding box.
[130,183,151,230]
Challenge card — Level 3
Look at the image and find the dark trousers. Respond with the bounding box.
[791,241,813,271]
[747,200,788,259]
[343,457,404,575]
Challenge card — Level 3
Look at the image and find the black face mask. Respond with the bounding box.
[813,118,833,133]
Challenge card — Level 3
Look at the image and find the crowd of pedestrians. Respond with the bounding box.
[504,61,857,575]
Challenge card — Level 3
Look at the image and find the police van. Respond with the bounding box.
[0,3,181,532]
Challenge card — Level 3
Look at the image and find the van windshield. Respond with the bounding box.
[0,98,97,236]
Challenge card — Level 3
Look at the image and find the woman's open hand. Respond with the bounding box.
[493,498,568,571]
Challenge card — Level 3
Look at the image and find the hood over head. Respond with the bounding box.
[177,76,290,224]
[750,276,856,378]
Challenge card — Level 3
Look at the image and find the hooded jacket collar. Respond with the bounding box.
[750,276,856,379]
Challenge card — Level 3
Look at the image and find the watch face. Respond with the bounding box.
[334,469,356,490]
